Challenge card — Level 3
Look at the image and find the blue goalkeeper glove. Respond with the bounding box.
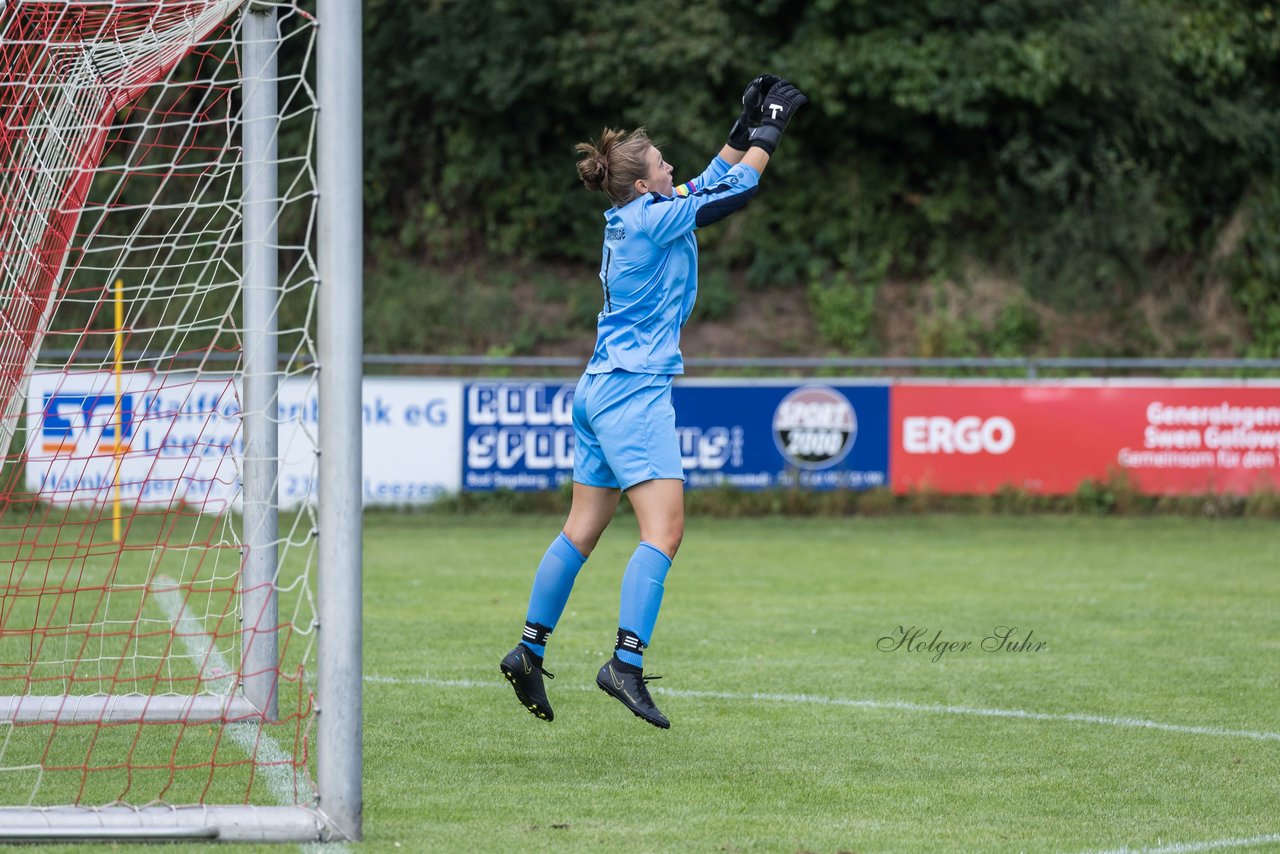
[748,78,808,155]
[726,73,781,151]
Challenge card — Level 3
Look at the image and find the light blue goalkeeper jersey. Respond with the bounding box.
[585,155,760,375]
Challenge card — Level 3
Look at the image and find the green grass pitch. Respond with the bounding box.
[2,512,1278,853]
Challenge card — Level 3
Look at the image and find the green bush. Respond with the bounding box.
[364,258,582,355]
[809,270,878,353]
[412,483,1280,518]
[361,0,1279,344]
[1232,177,1280,356]
[985,300,1044,356]
[689,271,739,323]
[1244,486,1280,518]
[1073,479,1117,515]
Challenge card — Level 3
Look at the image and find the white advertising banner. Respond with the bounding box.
[25,371,244,510]
[355,377,463,505]
[25,373,463,509]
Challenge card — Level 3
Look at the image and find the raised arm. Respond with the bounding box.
[720,73,778,167]
[651,75,808,241]
[643,162,762,245]
[725,74,809,179]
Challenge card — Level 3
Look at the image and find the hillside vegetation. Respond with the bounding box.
[362,0,1280,360]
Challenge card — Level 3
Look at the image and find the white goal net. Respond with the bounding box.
[0,0,356,842]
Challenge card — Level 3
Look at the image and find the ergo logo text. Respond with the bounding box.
[902,416,1016,455]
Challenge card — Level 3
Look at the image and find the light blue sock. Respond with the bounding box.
[520,532,587,658]
[615,542,672,667]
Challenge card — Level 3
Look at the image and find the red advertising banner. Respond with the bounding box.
[891,383,1280,495]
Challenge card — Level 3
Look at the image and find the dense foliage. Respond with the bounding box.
[363,0,1280,353]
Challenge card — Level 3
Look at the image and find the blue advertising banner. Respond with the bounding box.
[463,380,890,492]
[463,382,575,491]
[675,382,890,490]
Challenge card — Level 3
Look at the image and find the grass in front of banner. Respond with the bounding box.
[1,513,1276,853]
[366,513,1277,854]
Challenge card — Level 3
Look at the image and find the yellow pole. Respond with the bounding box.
[112,278,123,544]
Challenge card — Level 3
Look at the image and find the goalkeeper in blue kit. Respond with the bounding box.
[500,75,808,728]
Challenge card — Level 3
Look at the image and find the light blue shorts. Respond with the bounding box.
[572,371,684,491]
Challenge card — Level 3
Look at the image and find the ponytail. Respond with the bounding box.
[575,128,652,206]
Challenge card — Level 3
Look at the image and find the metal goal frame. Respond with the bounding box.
[0,0,363,842]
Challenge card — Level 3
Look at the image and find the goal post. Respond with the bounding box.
[316,0,365,838]
[0,0,362,842]
[241,1,282,726]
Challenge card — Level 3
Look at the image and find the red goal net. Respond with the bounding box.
[0,0,322,819]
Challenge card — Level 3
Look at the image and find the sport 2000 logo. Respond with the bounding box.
[771,385,857,469]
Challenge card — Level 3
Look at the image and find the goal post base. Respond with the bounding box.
[0,806,331,843]
[0,695,265,724]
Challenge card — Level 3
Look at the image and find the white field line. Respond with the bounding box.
[153,584,347,854]
[364,674,1280,744]
[1079,833,1280,854]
